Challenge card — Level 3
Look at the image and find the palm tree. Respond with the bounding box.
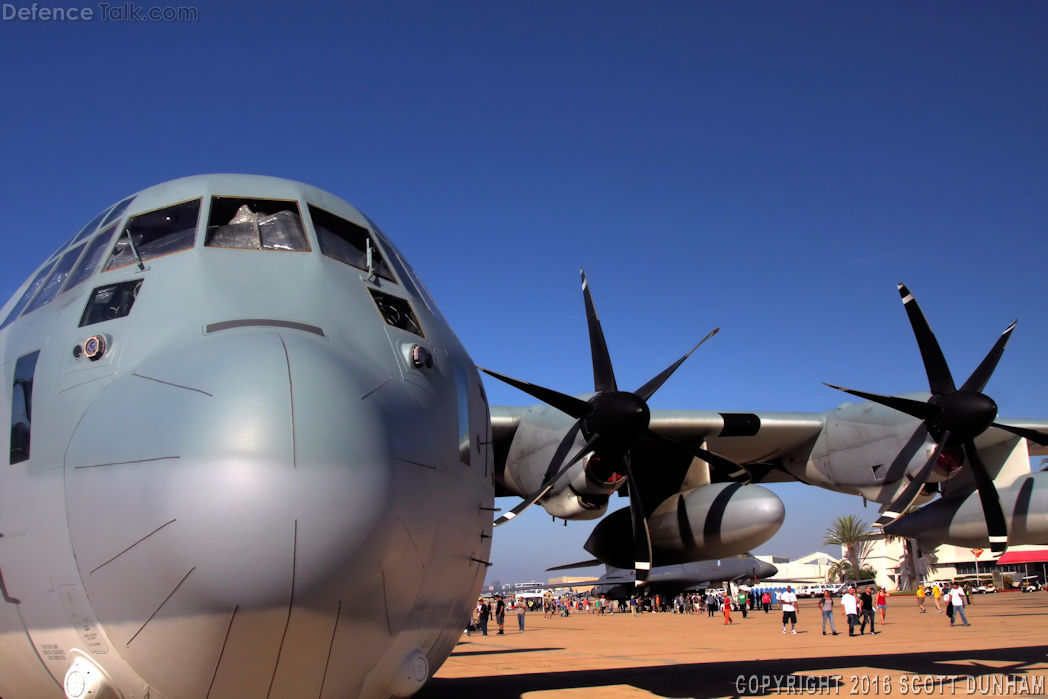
[822,515,873,583]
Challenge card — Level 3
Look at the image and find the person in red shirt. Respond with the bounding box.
[876,587,889,624]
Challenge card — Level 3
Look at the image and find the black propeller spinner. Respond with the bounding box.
[481,270,743,586]
[826,284,1048,557]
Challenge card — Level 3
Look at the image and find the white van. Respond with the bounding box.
[797,584,827,598]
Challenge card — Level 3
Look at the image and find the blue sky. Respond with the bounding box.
[2,1,1046,584]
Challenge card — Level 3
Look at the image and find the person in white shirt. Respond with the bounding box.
[948,582,970,626]
[841,586,859,636]
[780,585,799,634]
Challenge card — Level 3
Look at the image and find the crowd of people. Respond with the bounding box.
[467,581,976,637]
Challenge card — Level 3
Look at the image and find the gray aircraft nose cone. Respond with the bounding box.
[64,331,397,697]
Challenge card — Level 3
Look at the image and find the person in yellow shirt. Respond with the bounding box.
[931,583,943,613]
[916,585,927,613]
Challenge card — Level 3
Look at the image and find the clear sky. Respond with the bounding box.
[2,1,1046,585]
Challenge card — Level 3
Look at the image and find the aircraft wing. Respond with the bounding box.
[490,405,826,494]
[648,409,826,480]
[980,419,1048,457]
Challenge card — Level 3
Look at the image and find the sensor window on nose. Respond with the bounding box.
[368,288,424,338]
[79,280,143,327]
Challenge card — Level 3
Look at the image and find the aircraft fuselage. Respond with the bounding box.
[0,175,494,698]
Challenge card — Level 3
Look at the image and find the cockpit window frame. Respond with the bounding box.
[204,195,312,253]
[0,261,57,331]
[309,204,396,283]
[21,242,86,315]
[70,204,116,247]
[103,197,202,272]
[61,223,121,295]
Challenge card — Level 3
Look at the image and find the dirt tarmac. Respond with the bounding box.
[420,591,1048,698]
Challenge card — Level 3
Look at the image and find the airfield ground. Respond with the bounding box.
[421,591,1048,698]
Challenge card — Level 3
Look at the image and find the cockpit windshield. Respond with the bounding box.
[310,204,394,282]
[205,197,309,251]
[104,198,200,271]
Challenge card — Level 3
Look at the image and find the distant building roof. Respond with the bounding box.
[997,549,1048,565]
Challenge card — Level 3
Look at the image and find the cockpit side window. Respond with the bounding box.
[0,261,57,331]
[22,243,85,315]
[70,205,115,247]
[104,198,200,271]
[10,350,40,465]
[61,223,119,295]
[205,197,309,251]
[309,205,394,282]
[99,195,135,229]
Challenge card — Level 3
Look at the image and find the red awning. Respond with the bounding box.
[997,549,1048,565]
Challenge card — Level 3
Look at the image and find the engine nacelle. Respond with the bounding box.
[498,403,627,520]
[540,489,610,520]
[569,452,627,496]
[584,482,784,568]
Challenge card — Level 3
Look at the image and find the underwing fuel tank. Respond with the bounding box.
[584,483,785,568]
[884,471,1048,548]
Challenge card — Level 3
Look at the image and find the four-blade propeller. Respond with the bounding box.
[482,270,741,585]
[826,284,1048,556]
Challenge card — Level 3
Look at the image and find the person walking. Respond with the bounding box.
[780,585,798,634]
[859,586,877,635]
[948,582,971,626]
[738,589,749,619]
[841,586,859,636]
[876,587,889,624]
[932,583,943,613]
[819,590,839,635]
[761,590,771,613]
[916,585,926,613]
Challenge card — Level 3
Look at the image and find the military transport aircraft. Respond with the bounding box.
[550,555,780,602]
[2,174,1047,699]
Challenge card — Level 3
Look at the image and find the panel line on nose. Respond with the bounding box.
[126,566,195,647]
[267,518,298,698]
[278,335,297,469]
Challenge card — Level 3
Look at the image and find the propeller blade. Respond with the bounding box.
[874,431,950,527]
[963,440,1009,557]
[647,429,750,483]
[897,284,956,394]
[546,559,603,571]
[622,455,653,586]
[824,384,937,421]
[991,422,1048,448]
[634,328,720,402]
[492,433,601,526]
[481,368,593,419]
[581,269,617,393]
[960,321,1016,393]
